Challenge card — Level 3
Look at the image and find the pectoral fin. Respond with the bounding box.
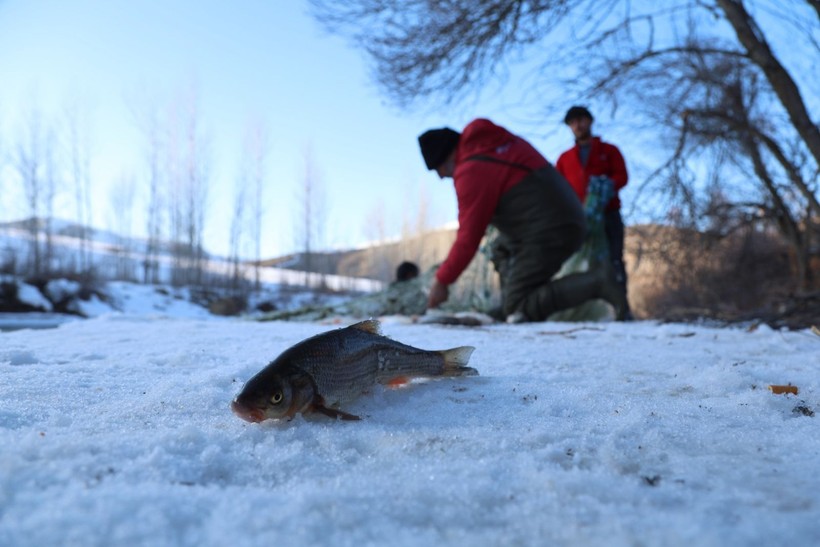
[307,393,361,420]
[312,403,361,421]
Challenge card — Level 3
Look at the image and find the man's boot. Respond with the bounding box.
[512,265,629,322]
[593,262,630,321]
[610,258,633,320]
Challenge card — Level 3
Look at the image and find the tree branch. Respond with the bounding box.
[716,0,820,168]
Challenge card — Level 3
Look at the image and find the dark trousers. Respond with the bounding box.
[490,225,584,317]
[604,209,628,292]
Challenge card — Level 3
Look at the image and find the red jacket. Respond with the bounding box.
[436,119,549,286]
[555,137,628,211]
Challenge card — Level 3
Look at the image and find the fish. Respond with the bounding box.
[231,319,477,422]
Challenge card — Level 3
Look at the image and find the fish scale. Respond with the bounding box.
[296,330,451,404]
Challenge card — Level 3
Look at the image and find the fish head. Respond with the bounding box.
[231,365,316,423]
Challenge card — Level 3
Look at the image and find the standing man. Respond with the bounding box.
[418,118,627,322]
[556,106,632,318]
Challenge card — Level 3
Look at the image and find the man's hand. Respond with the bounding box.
[427,279,449,309]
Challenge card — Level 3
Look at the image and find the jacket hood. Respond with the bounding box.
[457,119,517,159]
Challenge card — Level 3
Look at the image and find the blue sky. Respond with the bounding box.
[0,0,590,258]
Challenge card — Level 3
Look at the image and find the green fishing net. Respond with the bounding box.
[548,175,615,321]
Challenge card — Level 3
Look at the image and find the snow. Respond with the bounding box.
[1,284,819,546]
[44,279,82,303]
[98,282,215,319]
[14,282,53,311]
[66,292,119,317]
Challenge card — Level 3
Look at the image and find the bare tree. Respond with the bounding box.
[145,113,164,285]
[109,171,138,281]
[41,128,57,276]
[229,120,269,292]
[13,106,55,277]
[395,183,433,271]
[310,1,818,133]
[310,0,595,109]
[230,120,271,294]
[244,120,270,290]
[362,198,394,281]
[0,113,8,226]
[627,47,818,287]
[63,100,94,277]
[294,144,327,286]
[181,99,211,287]
[165,90,211,287]
[715,0,820,168]
[228,159,248,290]
[131,100,166,284]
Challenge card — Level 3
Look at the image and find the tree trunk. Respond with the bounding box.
[716,0,820,169]
[743,133,808,289]
[807,0,820,21]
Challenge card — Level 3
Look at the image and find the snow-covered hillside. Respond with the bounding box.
[1,218,384,329]
[0,220,384,293]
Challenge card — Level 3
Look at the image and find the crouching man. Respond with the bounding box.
[418,118,627,322]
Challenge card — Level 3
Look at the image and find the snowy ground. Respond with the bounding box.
[1,298,819,545]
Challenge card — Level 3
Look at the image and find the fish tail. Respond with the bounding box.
[439,346,478,376]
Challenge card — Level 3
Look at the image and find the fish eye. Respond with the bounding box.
[270,392,284,405]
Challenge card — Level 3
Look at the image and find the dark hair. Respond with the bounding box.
[418,128,460,170]
[564,106,594,124]
[395,261,420,282]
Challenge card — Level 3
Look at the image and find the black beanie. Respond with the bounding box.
[564,106,594,124]
[418,127,460,170]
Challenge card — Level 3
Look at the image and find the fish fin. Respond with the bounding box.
[439,346,479,377]
[286,370,319,419]
[313,403,361,421]
[348,319,382,335]
[309,393,361,421]
[386,376,410,388]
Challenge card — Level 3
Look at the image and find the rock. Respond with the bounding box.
[208,297,246,317]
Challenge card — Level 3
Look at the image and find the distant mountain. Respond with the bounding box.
[1,218,132,247]
[0,218,203,259]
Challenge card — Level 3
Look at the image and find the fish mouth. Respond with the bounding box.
[231,400,265,423]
